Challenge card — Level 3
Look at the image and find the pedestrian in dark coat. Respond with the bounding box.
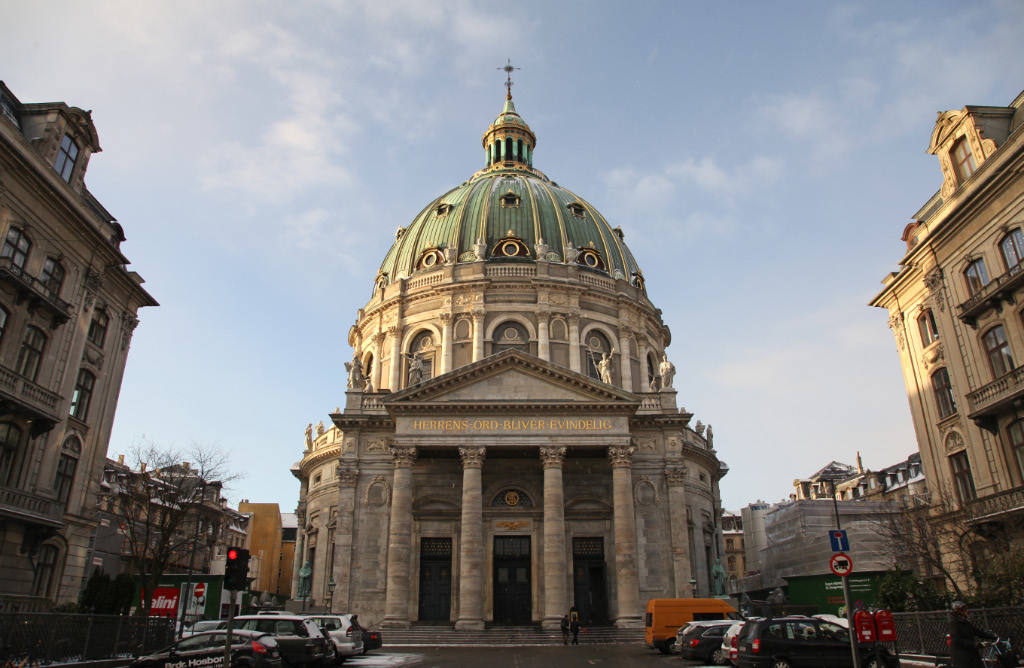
[569,606,580,645]
[949,601,995,668]
[560,615,570,645]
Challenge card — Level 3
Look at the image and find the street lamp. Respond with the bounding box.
[328,578,336,613]
[689,577,698,598]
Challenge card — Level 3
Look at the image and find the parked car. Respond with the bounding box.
[234,615,334,668]
[720,620,747,666]
[303,614,363,663]
[677,619,734,664]
[129,629,282,668]
[182,619,228,636]
[735,616,898,668]
[350,616,382,654]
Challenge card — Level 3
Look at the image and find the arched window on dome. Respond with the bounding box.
[406,331,436,388]
[493,321,529,354]
[647,353,658,391]
[516,139,524,163]
[504,137,513,163]
[583,330,612,381]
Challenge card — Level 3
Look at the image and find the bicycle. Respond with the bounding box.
[981,636,1021,668]
[0,651,39,668]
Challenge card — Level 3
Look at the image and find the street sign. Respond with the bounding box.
[830,552,853,577]
[194,582,206,599]
[829,529,850,552]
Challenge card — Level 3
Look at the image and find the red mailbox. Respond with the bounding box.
[874,609,897,642]
[854,610,877,643]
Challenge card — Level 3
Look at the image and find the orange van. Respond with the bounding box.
[644,597,740,654]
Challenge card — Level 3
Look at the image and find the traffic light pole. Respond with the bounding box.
[830,481,861,668]
[225,588,235,668]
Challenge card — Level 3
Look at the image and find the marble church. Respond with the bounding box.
[291,74,726,629]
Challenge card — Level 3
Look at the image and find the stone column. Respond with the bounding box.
[568,313,581,374]
[537,310,550,361]
[472,310,486,363]
[388,326,402,391]
[440,313,453,374]
[638,340,650,391]
[382,446,417,628]
[608,445,642,627]
[372,332,384,391]
[665,464,694,599]
[618,331,633,391]
[456,446,486,630]
[540,446,567,629]
[331,467,360,612]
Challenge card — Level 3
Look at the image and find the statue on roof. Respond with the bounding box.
[659,353,676,390]
[345,354,365,390]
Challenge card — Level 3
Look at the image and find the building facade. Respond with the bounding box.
[238,501,293,598]
[870,88,1024,587]
[0,82,156,609]
[291,87,726,629]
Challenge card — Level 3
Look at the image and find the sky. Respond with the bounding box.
[3,1,1023,514]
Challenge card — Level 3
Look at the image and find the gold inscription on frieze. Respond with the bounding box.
[411,418,613,432]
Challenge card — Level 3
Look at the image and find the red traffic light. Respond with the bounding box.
[228,548,239,560]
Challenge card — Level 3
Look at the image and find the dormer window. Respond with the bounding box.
[435,203,453,217]
[54,134,79,183]
[567,202,585,218]
[951,137,977,184]
[416,247,446,270]
[500,191,520,208]
[575,243,606,271]
[492,230,530,258]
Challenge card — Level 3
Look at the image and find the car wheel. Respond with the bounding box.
[711,647,728,665]
[658,638,676,654]
[864,655,886,668]
[770,659,793,668]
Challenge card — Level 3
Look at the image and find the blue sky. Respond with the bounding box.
[3,1,1022,513]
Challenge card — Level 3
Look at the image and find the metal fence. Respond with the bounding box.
[893,607,1024,657]
[0,613,175,663]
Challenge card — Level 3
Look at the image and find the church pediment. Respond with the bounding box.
[383,349,640,408]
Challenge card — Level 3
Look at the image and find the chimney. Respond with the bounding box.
[140,462,147,472]
[117,454,124,465]
[856,451,864,474]
[183,461,190,469]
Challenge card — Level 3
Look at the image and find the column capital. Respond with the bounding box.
[387,324,401,336]
[439,312,453,323]
[664,464,688,486]
[336,467,360,487]
[459,446,486,468]
[539,446,566,468]
[567,312,581,327]
[537,307,551,318]
[471,308,486,321]
[389,446,418,467]
[608,445,635,468]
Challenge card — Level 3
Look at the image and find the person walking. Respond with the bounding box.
[949,600,995,668]
[560,615,570,645]
[569,606,580,645]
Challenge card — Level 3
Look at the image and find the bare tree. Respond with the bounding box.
[874,483,1024,603]
[101,439,241,617]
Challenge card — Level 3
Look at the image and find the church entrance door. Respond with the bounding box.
[572,537,609,624]
[418,538,452,622]
[493,536,531,624]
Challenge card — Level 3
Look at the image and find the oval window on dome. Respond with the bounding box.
[576,248,606,271]
[502,241,519,256]
[416,248,446,270]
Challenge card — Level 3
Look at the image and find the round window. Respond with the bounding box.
[584,252,598,267]
[423,253,436,267]
[502,241,519,256]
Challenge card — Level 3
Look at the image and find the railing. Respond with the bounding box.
[360,395,387,411]
[579,273,615,290]
[967,366,1024,415]
[0,365,62,415]
[408,270,444,289]
[958,262,1024,325]
[893,607,1024,657]
[486,265,536,278]
[0,485,64,525]
[637,394,661,412]
[0,258,73,318]
[0,612,175,661]
[967,485,1024,522]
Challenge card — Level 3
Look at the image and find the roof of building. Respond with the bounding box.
[374,92,645,290]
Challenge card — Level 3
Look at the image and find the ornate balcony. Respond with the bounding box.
[0,257,73,329]
[958,262,1024,329]
[0,484,64,527]
[0,364,62,435]
[967,485,1024,527]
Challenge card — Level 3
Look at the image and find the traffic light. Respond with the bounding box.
[224,547,250,590]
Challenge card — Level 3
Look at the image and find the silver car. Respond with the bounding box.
[304,614,364,663]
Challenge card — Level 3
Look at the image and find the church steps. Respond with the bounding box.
[379,624,644,646]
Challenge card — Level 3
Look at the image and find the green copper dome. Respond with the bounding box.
[375,95,645,291]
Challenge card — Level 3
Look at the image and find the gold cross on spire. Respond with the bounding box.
[498,58,520,100]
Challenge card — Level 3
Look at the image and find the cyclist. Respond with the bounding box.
[949,600,995,668]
